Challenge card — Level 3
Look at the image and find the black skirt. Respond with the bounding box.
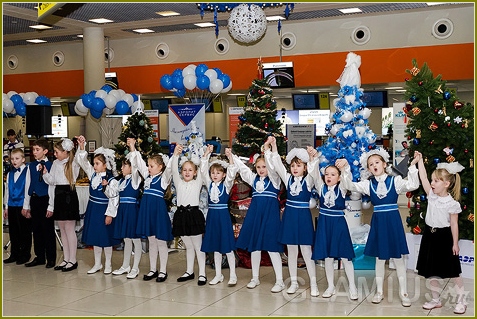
[53,185,80,221]
[416,225,462,279]
[172,205,205,237]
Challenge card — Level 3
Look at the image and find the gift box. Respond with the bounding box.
[232,197,252,210]
[352,244,375,270]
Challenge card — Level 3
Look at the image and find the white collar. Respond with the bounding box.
[374,174,388,182]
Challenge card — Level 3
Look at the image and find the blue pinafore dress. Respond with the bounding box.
[312,185,355,260]
[82,174,120,247]
[278,176,314,245]
[236,176,283,253]
[365,176,409,259]
[201,182,235,254]
[113,177,140,239]
[136,175,173,241]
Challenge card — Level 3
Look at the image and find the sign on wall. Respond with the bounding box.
[168,103,205,144]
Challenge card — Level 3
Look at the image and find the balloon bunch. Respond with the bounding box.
[160,64,232,104]
[74,85,144,119]
[3,91,50,117]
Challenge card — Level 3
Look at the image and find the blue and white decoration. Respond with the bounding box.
[318,52,377,182]
[3,91,50,117]
[74,85,143,119]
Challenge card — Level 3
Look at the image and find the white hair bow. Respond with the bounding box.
[437,162,464,174]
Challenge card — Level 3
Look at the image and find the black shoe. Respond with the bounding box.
[16,257,31,265]
[54,260,68,271]
[177,272,195,282]
[46,261,55,269]
[62,262,78,272]
[143,270,158,281]
[25,258,45,267]
[3,256,16,264]
[197,275,207,286]
[156,272,168,282]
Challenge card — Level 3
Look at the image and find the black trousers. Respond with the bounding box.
[30,195,56,263]
[7,206,32,262]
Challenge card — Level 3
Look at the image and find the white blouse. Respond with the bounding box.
[42,157,80,212]
[425,189,462,228]
[127,150,171,190]
[171,154,203,207]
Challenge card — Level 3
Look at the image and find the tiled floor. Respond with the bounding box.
[3,235,474,317]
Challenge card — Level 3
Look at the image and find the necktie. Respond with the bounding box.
[13,167,21,173]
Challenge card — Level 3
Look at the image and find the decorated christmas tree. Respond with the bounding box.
[318,52,377,182]
[232,59,286,157]
[113,110,161,173]
[404,59,474,240]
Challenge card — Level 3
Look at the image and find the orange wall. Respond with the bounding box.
[3,43,473,97]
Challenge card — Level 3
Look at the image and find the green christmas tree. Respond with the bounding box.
[113,112,161,173]
[232,78,286,157]
[404,59,474,240]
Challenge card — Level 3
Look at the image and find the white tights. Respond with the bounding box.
[57,220,77,263]
[147,236,169,273]
[121,238,142,271]
[287,245,316,286]
[375,257,408,295]
[213,251,236,278]
[93,246,112,268]
[251,250,283,282]
[182,235,206,277]
[324,257,357,291]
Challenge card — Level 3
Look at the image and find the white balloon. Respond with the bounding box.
[75,99,88,113]
[117,89,126,98]
[131,100,145,114]
[103,107,114,115]
[3,93,8,101]
[355,126,366,138]
[209,79,224,94]
[221,80,233,93]
[109,89,121,100]
[187,64,197,71]
[204,69,218,81]
[350,191,362,201]
[104,94,117,109]
[19,93,25,100]
[309,198,317,209]
[7,91,18,98]
[362,201,371,210]
[182,66,195,77]
[31,92,39,99]
[340,111,353,122]
[121,93,134,106]
[359,108,371,119]
[3,99,14,113]
[23,92,36,105]
[330,125,339,136]
[95,89,108,99]
[183,74,197,90]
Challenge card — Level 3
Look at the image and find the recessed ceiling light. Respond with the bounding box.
[227,93,246,96]
[426,3,446,6]
[395,89,407,92]
[133,28,154,34]
[266,16,286,21]
[29,24,53,30]
[156,11,180,17]
[339,8,362,14]
[194,22,216,28]
[77,34,83,38]
[384,86,403,90]
[89,18,113,24]
[26,39,47,43]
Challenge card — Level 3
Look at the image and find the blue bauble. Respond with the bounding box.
[443,91,451,100]
[420,194,427,201]
[139,120,145,126]
[406,217,411,225]
[124,150,129,155]
[410,95,417,102]
[413,138,420,145]
[462,187,469,194]
[148,136,153,143]
[433,158,440,164]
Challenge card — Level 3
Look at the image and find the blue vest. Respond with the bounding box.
[8,165,28,207]
[28,160,52,197]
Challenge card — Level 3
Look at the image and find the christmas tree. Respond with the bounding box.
[318,52,377,182]
[113,111,161,173]
[232,59,286,157]
[404,59,474,240]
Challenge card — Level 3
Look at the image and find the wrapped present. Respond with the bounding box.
[230,208,247,224]
[352,244,376,270]
[231,181,252,200]
[231,197,252,210]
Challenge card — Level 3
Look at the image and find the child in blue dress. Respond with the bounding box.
[131,141,172,282]
[76,135,120,275]
[200,145,238,286]
[266,136,318,297]
[311,163,357,300]
[232,145,285,293]
[336,147,419,306]
[108,138,143,279]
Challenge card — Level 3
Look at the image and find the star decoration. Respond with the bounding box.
[454,116,463,124]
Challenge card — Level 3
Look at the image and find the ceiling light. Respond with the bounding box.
[384,86,403,90]
[194,22,216,27]
[426,3,446,6]
[339,8,362,14]
[266,16,285,21]
[26,39,47,43]
[227,93,246,96]
[29,24,53,30]
[133,28,154,34]
[77,34,83,38]
[395,89,407,92]
[156,11,180,16]
[89,18,113,24]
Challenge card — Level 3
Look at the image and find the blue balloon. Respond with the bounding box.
[219,74,231,88]
[160,74,173,90]
[213,68,223,78]
[115,100,129,115]
[195,64,208,77]
[131,93,138,102]
[172,74,184,90]
[91,98,105,112]
[35,95,50,106]
[196,75,210,90]
[89,90,97,96]
[101,85,113,93]
[16,103,26,116]
[82,94,94,108]
[90,109,102,119]
[174,88,186,98]
[10,94,23,107]
[172,68,183,77]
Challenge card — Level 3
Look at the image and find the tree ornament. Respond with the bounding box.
[418,81,423,86]
[416,202,421,210]
[124,149,129,155]
[410,95,417,102]
[447,122,451,128]
[435,84,443,94]
[429,121,438,131]
[412,225,422,234]
[416,129,421,138]
[406,216,411,225]
[227,4,267,44]
[429,140,434,145]
[148,136,153,143]
[410,67,420,76]
[443,146,454,155]
[468,213,474,223]
[420,194,427,201]
[463,204,467,210]
[443,91,451,100]
[446,155,455,162]
[433,108,439,113]
[442,106,447,116]
[454,100,463,109]
[405,102,413,111]
[264,122,268,129]
[470,159,474,168]
[412,107,421,116]
[139,120,145,126]
[407,135,412,140]
[433,158,440,164]
[413,138,420,145]
[462,187,469,195]
[405,78,409,82]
